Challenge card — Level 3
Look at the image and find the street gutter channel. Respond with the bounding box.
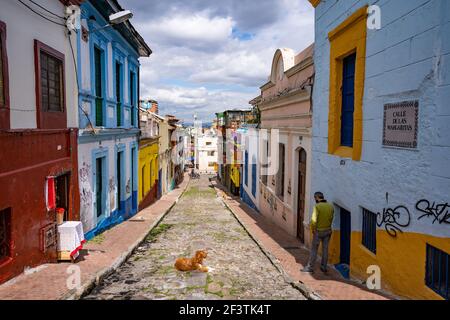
[210,178,321,301]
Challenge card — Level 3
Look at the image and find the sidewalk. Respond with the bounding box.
[211,179,396,300]
[0,174,190,300]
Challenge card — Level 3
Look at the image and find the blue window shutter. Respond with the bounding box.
[245,151,249,186]
[251,163,257,197]
[341,53,356,147]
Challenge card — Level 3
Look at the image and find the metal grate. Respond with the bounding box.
[362,208,377,254]
[426,244,449,300]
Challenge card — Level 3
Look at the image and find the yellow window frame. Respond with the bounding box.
[328,6,367,161]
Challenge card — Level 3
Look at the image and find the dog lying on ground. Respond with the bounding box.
[174,250,210,272]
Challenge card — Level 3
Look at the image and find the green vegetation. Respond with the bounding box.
[87,233,105,244]
[183,186,217,198]
[146,223,174,242]
[211,231,241,242]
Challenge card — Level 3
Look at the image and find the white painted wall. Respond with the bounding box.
[0,0,78,129]
[197,135,218,173]
[312,0,450,238]
[78,136,136,233]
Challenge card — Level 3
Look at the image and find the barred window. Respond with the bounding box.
[426,244,449,300]
[362,208,377,254]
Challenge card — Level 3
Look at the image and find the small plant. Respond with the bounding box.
[88,233,106,244]
[146,223,174,242]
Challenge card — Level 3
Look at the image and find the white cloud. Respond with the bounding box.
[123,0,315,121]
[141,86,256,122]
[140,12,234,49]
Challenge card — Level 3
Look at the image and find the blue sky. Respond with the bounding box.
[121,0,315,122]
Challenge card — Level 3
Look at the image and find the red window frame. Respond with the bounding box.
[0,20,10,130]
[34,40,67,129]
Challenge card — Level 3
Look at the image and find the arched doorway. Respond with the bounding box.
[297,148,307,243]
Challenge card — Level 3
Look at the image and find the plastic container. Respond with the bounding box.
[56,208,65,225]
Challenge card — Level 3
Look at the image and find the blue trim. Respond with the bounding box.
[244,151,249,187]
[251,156,257,197]
[81,2,140,62]
[114,144,126,216]
[84,194,133,240]
[78,128,139,144]
[91,148,109,223]
[78,1,142,130]
[130,141,138,211]
[241,188,259,212]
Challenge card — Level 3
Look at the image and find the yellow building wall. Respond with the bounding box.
[322,230,450,300]
[138,142,159,203]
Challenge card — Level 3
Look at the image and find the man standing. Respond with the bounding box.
[301,192,334,273]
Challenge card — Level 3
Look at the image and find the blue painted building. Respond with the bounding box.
[239,124,260,212]
[76,0,151,239]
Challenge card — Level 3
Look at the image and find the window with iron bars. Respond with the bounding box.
[362,208,377,254]
[426,244,449,300]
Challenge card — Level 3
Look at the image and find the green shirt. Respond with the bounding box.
[310,201,334,232]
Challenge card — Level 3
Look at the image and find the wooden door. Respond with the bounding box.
[297,149,307,243]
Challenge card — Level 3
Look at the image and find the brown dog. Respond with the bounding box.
[174,250,209,272]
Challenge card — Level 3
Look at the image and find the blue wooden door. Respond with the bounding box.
[158,169,162,198]
[341,53,356,147]
[340,207,351,265]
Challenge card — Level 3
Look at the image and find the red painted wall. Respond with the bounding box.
[0,128,79,284]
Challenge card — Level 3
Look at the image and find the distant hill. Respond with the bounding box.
[182,121,213,128]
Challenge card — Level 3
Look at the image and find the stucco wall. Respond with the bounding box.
[0,0,78,129]
[311,0,450,299]
[242,129,260,211]
[78,135,138,235]
[197,135,218,173]
[78,1,140,130]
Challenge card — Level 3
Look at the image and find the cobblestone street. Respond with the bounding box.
[83,175,306,300]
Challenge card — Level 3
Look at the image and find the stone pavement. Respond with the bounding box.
[83,175,306,300]
[211,178,397,300]
[0,174,190,300]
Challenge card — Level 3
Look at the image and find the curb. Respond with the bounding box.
[62,177,190,300]
[212,183,322,301]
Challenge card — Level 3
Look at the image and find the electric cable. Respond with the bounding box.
[27,0,66,20]
[67,29,97,133]
[17,0,66,27]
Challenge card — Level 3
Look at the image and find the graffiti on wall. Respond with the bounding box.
[126,178,131,194]
[109,178,116,212]
[416,200,450,225]
[377,198,449,238]
[376,205,411,237]
[79,162,93,231]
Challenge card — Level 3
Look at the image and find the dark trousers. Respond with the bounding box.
[306,229,332,269]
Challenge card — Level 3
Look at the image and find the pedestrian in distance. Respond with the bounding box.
[301,192,334,274]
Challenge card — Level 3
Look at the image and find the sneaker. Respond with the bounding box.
[301,267,314,273]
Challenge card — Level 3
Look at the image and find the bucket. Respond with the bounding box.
[56,208,65,225]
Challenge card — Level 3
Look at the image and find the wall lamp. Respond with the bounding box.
[89,10,133,33]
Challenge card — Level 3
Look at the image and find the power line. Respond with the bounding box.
[17,0,66,27]
[27,0,66,20]
[68,30,97,133]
